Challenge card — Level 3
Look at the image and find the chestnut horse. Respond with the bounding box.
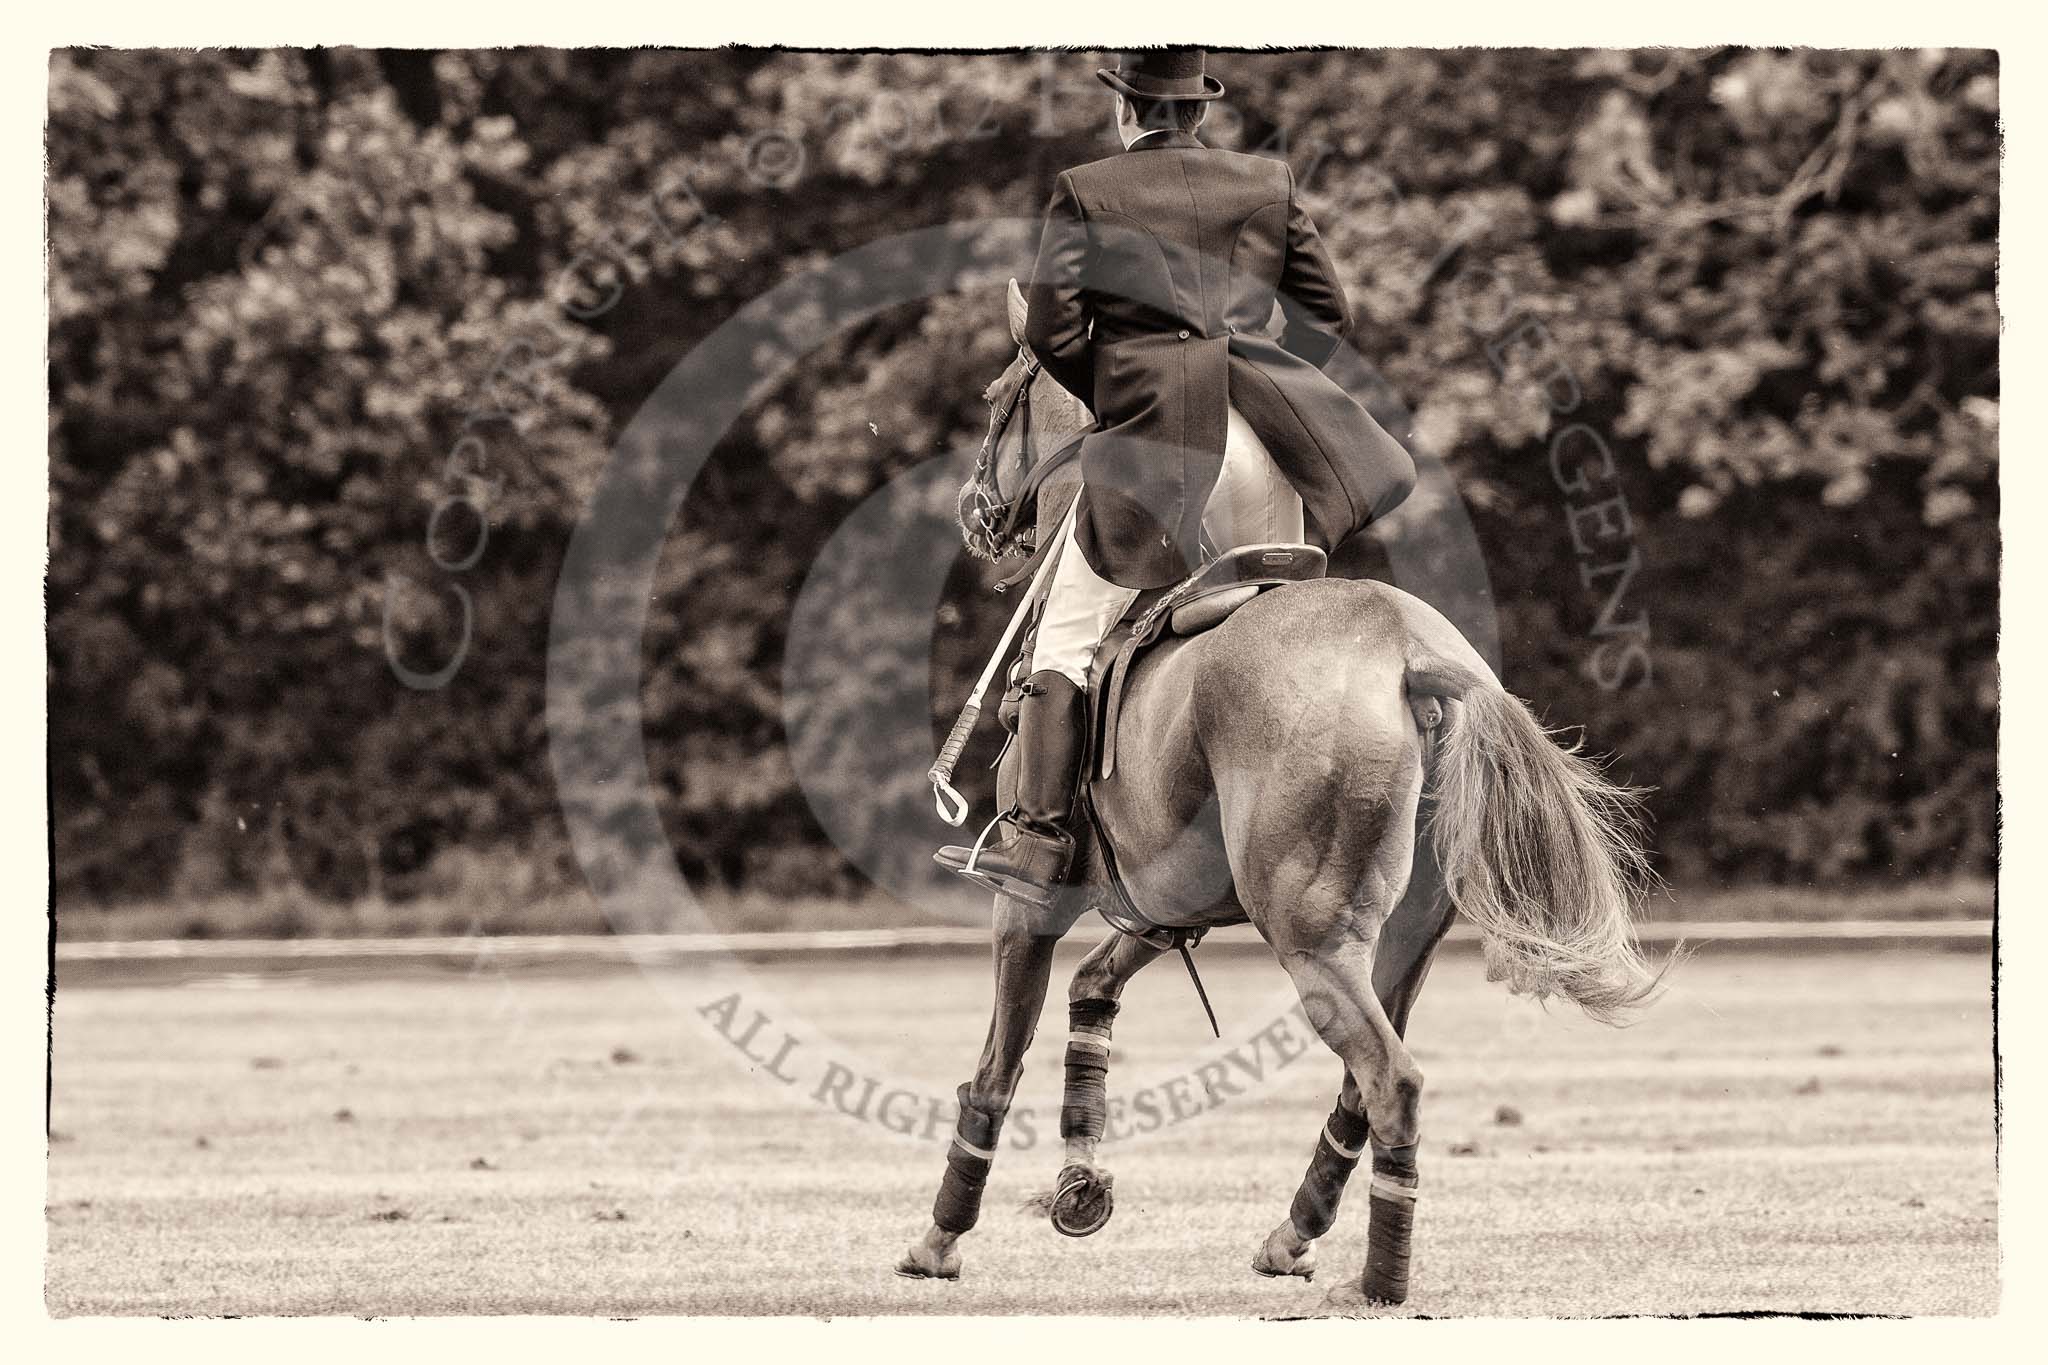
[897,286,1660,1311]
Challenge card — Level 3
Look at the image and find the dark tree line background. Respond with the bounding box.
[47,48,1997,923]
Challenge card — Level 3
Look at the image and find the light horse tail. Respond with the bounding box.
[1403,628,1663,1024]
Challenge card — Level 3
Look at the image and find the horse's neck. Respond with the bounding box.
[1034,471,1084,550]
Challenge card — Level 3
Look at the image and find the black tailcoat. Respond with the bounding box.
[1024,129,1416,589]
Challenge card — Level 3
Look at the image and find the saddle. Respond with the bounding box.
[998,541,1328,751]
[1087,542,1327,782]
[997,541,1327,954]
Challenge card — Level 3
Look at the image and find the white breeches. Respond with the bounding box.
[1033,404,1306,690]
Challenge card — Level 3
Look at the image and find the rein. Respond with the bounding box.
[965,351,1041,559]
[940,346,1218,1034]
[968,347,1094,573]
[989,437,1086,592]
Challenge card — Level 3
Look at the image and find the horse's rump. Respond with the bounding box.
[1077,577,1658,1020]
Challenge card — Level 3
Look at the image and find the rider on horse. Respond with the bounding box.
[936,49,1419,905]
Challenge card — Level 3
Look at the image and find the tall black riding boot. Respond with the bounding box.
[935,670,1084,905]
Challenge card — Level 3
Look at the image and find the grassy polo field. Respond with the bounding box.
[48,935,1996,1317]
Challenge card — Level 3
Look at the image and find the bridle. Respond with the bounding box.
[965,349,1041,560]
[964,348,1089,570]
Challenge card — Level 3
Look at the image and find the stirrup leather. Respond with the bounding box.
[961,810,1007,879]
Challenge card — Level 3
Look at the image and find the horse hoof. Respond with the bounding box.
[1049,1165,1114,1237]
[1251,1258,1314,1282]
[1251,1244,1316,1281]
[893,1244,961,1280]
[1318,1279,1405,1315]
[1251,1221,1316,1280]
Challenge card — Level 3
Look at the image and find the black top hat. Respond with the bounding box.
[1096,48,1226,102]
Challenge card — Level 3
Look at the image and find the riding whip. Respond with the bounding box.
[929,499,1077,827]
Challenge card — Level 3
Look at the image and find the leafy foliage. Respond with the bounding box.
[47,48,1997,915]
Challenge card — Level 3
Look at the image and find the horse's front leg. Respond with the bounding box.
[896,893,1085,1280]
[1046,928,1166,1237]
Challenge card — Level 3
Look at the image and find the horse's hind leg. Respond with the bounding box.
[896,893,1086,1280]
[1046,929,1167,1237]
[1232,725,1427,1309]
[1267,936,1427,1311]
[1258,812,1455,1283]
[1371,799,1457,1038]
[1253,1068,1365,1282]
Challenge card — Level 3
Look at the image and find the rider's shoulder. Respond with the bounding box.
[1206,144,1290,170]
[1204,145,1296,190]
[1060,151,1130,187]
[1064,144,1287,192]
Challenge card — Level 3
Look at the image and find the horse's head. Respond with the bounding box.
[956,279,1093,561]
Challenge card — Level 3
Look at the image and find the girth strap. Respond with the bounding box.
[1078,780,1228,1038]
